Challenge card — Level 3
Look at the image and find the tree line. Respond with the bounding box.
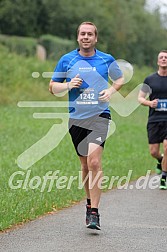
[0,0,166,67]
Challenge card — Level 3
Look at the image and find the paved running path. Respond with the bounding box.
[0,175,167,252]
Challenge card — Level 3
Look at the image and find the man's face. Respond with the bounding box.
[77,24,97,50]
[157,52,167,68]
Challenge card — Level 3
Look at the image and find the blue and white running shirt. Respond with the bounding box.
[52,48,122,119]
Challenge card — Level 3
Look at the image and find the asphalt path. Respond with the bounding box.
[0,175,167,252]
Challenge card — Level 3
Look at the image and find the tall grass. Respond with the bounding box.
[0,45,155,231]
[0,45,56,104]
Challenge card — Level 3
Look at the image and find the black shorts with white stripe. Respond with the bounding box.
[69,113,111,156]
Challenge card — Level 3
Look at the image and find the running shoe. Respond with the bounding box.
[155,162,162,175]
[86,205,91,226]
[159,178,167,190]
[86,212,101,230]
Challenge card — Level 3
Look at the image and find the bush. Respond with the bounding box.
[39,34,76,60]
[0,34,37,56]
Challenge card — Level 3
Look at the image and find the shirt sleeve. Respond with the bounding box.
[51,56,67,82]
[108,59,123,81]
[141,77,152,94]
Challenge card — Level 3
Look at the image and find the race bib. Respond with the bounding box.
[76,88,99,105]
[155,99,167,111]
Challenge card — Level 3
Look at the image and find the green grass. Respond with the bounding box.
[0,44,155,231]
[0,104,154,231]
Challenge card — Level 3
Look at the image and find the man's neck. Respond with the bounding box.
[78,48,95,57]
[158,68,167,76]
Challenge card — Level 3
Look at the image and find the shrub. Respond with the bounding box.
[0,34,37,56]
[39,34,76,60]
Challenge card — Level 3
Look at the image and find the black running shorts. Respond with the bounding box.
[147,121,167,144]
[69,113,111,156]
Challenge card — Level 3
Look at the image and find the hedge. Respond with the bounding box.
[0,34,37,56]
[39,34,76,60]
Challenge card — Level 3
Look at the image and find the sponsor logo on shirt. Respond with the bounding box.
[79,67,96,72]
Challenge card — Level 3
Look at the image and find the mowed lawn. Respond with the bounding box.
[0,104,154,231]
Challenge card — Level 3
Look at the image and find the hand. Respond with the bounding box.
[69,74,82,89]
[98,89,112,102]
[149,99,158,108]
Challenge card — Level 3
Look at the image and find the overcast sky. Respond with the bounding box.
[146,0,167,14]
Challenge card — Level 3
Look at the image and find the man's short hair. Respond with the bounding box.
[159,50,167,54]
[77,21,98,37]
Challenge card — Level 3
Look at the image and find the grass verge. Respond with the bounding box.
[0,104,154,231]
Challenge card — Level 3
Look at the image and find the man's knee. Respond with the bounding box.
[149,146,159,158]
[81,164,89,172]
[88,157,100,171]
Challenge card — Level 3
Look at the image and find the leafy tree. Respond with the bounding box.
[0,0,166,66]
[0,0,48,36]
